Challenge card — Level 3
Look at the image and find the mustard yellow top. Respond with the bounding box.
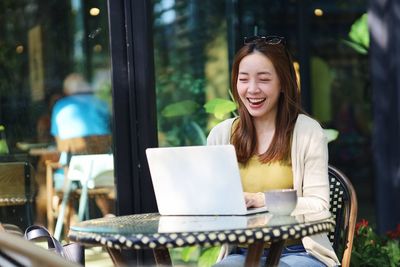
[239,157,299,247]
[239,156,293,192]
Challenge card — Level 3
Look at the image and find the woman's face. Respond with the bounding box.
[237,52,281,121]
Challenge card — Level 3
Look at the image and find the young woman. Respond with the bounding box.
[207,36,340,267]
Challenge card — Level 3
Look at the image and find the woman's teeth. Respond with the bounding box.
[248,98,266,104]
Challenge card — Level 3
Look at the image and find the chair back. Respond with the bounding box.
[0,162,35,227]
[216,165,358,266]
[55,134,112,154]
[67,154,114,188]
[51,154,115,240]
[328,165,358,267]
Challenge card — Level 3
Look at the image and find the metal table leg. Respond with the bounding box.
[245,241,265,267]
[153,248,172,266]
[265,240,285,267]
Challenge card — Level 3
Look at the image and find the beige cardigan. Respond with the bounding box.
[207,114,340,267]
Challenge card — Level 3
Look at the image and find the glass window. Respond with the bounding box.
[153,0,230,263]
[153,0,231,147]
[152,0,371,264]
[0,0,115,239]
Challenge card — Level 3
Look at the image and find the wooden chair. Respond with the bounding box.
[327,165,358,267]
[0,162,35,229]
[216,165,358,267]
[46,135,114,239]
[52,154,115,240]
[55,135,112,155]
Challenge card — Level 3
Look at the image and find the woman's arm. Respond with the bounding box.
[295,119,330,213]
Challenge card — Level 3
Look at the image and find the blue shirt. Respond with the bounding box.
[51,94,110,139]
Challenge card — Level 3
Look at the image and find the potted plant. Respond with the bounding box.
[351,219,400,267]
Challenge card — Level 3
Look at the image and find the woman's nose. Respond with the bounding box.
[248,80,259,93]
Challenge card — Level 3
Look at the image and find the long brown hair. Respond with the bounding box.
[231,41,303,164]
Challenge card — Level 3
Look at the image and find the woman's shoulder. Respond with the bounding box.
[295,114,324,132]
[292,115,328,158]
[294,114,326,141]
[206,117,237,145]
[214,117,237,129]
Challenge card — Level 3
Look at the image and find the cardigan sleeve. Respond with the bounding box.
[293,115,330,213]
[206,118,235,145]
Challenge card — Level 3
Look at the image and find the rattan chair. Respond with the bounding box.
[0,162,35,228]
[216,165,358,267]
[327,165,357,267]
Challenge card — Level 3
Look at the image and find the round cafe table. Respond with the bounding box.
[68,211,335,267]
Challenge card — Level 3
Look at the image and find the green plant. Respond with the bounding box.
[170,246,221,267]
[342,13,369,54]
[351,219,400,267]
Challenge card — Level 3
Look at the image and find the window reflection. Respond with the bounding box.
[153,0,229,147]
[152,0,371,264]
[0,0,114,238]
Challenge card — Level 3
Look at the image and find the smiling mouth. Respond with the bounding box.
[247,98,266,105]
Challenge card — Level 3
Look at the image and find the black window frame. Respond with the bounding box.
[107,0,158,216]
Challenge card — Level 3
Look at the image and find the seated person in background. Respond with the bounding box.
[36,93,63,144]
[208,36,339,267]
[51,73,111,155]
[50,73,113,216]
[34,92,63,226]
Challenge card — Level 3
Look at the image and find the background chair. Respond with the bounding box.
[0,162,35,229]
[48,153,115,240]
[216,165,358,267]
[327,165,358,267]
[55,135,112,155]
[46,135,113,237]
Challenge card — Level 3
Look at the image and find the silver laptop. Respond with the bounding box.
[145,145,268,216]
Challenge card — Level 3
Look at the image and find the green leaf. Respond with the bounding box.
[341,39,368,55]
[349,13,369,49]
[324,129,339,143]
[385,240,400,267]
[198,247,221,267]
[180,246,199,262]
[189,121,207,145]
[204,98,237,119]
[161,100,200,117]
[343,13,369,54]
[0,140,9,154]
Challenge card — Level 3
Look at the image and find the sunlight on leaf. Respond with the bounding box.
[181,246,199,262]
[341,40,368,55]
[343,13,369,54]
[162,100,200,117]
[349,13,369,48]
[204,98,237,119]
[198,247,221,267]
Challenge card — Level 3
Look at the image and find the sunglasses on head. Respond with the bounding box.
[244,35,286,45]
[243,35,297,85]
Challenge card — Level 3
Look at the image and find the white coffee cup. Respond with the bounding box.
[264,189,297,215]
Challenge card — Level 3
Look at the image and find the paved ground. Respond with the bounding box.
[85,247,114,267]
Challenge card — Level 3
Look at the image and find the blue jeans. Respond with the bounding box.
[213,244,326,267]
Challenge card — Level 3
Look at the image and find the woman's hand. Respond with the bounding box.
[244,192,265,208]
